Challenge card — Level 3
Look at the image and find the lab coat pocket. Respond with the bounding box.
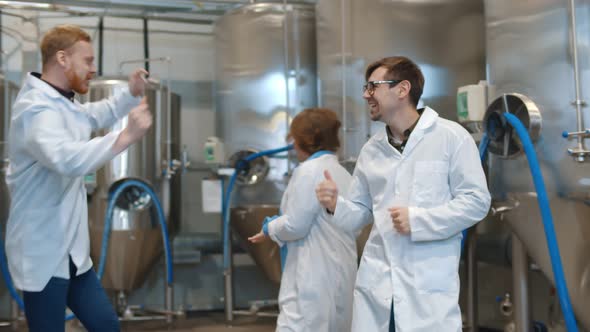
[412,239,459,293]
[412,161,449,207]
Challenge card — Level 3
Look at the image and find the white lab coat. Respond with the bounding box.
[267,153,357,332]
[5,73,140,291]
[332,107,490,332]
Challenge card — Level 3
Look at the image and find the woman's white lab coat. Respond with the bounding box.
[267,153,357,332]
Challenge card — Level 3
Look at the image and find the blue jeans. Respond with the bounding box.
[22,257,120,332]
[389,300,395,331]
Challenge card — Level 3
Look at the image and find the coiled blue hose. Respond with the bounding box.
[222,145,293,271]
[98,179,173,285]
[0,178,173,322]
[502,112,577,332]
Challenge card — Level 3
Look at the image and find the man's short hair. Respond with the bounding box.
[40,24,91,68]
[365,56,425,107]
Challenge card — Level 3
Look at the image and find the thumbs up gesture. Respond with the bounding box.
[315,170,339,213]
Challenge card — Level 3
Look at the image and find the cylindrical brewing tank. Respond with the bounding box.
[0,74,18,230]
[214,2,317,205]
[485,0,590,329]
[82,77,181,291]
[0,74,19,315]
[316,0,485,161]
[316,0,485,255]
[214,3,317,282]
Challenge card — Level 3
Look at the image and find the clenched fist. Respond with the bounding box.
[389,207,410,235]
[112,97,152,154]
[315,170,338,213]
[128,68,149,97]
[126,97,152,142]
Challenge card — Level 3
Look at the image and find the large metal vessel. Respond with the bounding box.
[316,0,485,161]
[82,77,181,291]
[214,2,317,281]
[0,74,19,318]
[485,0,590,329]
[0,74,18,235]
[314,0,486,268]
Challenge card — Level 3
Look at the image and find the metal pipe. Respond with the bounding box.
[340,0,347,160]
[465,227,478,332]
[0,4,215,24]
[282,0,291,173]
[1,53,6,157]
[166,60,172,178]
[97,16,103,76]
[512,232,531,332]
[567,0,587,162]
[224,238,234,322]
[0,11,30,21]
[142,18,149,73]
[165,284,173,323]
[233,310,279,318]
[118,315,167,321]
[0,10,3,69]
[293,5,300,134]
[1,26,36,43]
[36,22,212,36]
[118,57,171,74]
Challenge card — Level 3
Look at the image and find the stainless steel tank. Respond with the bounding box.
[82,77,181,291]
[316,0,485,161]
[0,74,18,316]
[214,3,317,280]
[231,205,282,284]
[316,0,485,254]
[485,0,590,329]
[0,74,18,231]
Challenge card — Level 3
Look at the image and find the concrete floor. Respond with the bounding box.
[0,312,276,332]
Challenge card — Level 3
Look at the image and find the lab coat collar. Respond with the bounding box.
[377,106,439,156]
[25,72,69,101]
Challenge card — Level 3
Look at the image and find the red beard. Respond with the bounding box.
[65,68,92,94]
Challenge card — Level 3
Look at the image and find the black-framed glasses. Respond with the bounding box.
[362,80,402,94]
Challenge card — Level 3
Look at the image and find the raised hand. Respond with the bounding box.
[316,170,339,213]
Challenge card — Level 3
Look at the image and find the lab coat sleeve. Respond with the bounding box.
[267,169,322,246]
[409,137,491,242]
[330,165,373,234]
[24,107,120,177]
[81,86,141,130]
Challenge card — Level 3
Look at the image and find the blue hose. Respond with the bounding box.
[0,178,173,322]
[503,112,578,332]
[479,133,490,163]
[222,145,293,271]
[98,179,173,285]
